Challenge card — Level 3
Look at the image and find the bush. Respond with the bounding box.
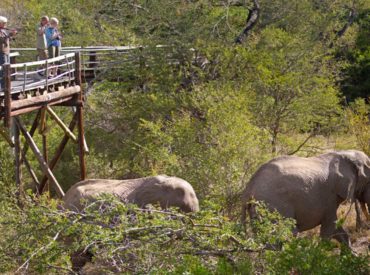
[1,195,367,274]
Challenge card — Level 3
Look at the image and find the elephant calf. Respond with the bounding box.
[63,175,199,213]
[241,150,370,246]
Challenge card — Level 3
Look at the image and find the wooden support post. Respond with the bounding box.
[77,107,86,180]
[75,52,86,180]
[46,106,77,142]
[0,124,40,189]
[14,118,23,203]
[3,64,12,128]
[15,117,65,197]
[42,133,49,193]
[23,156,41,188]
[0,125,15,146]
[39,112,78,193]
[21,110,41,160]
[39,107,49,192]
[39,107,47,134]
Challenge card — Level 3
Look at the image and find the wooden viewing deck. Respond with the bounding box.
[0,50,87,199]
[0,45,173,199]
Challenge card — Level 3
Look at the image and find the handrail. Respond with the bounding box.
[10,53,75,69]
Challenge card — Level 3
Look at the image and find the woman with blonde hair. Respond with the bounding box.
[45,17,62,77]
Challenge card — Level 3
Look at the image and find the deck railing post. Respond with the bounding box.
[4,64,12,128]
[14,118,23,205]
[75,52,86,180]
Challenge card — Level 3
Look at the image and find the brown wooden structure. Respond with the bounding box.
[1,45,166,198]
[0,52,86,198]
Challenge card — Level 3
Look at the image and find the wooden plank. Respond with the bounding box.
[15,117,65,197]
[46,106,77,143]
[39,112,78,193]
[10,85,81,111]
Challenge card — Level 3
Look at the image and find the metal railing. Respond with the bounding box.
[0,52,76,94]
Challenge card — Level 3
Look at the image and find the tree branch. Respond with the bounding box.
[336,6,357,38]
[287,132,316,155]
[235,0,260,44]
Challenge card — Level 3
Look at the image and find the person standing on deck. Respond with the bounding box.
[0,16,17,90]
[36,16,49,76]
[45,17,61,77]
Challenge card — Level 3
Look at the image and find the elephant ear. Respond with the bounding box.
[333,156,357,202]
[343,151,370,190]
[334,151,370,202]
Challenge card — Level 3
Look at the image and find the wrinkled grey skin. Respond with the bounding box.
[63,175,199,213]
[241,150,370,246]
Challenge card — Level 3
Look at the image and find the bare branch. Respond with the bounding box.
[287,132,316,155]
[235,0,260,44]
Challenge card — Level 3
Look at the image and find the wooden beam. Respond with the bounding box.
[15,117,65,197]
[39,112,78,193]
[10,95,75,116]
[46,106,77,143]
[10,85,81,111]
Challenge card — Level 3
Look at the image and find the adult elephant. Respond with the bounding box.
[63,175,199,213]
[241,150,370,246]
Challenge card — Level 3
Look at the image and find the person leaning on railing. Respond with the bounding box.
[0,16,17,90]
[45,17,61,77]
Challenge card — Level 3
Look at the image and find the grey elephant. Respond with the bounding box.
[63,175,199,213]
[241,150,370,246]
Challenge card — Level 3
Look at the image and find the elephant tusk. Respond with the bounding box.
[360,202,370,221]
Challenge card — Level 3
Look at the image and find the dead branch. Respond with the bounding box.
[235,0,260,44]
[336,6,357,38]
[287,132,316,155]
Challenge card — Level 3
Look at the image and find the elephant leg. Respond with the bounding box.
[355,200,363,231]
[320,212,351,247]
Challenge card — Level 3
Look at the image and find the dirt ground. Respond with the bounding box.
[300,203,370,255]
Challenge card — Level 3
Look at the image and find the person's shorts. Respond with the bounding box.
[48,46,60,59]
[37,49,48,60]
